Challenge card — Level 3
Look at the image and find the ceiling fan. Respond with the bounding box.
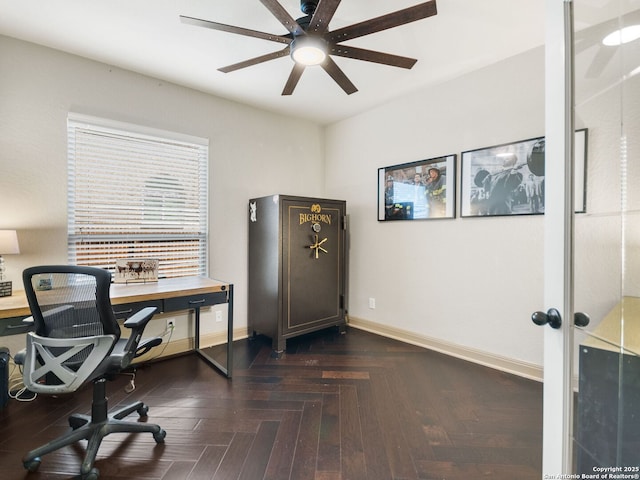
[180,0,438,95]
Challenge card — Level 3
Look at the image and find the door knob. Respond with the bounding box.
[574,312,590,327]
[532,308,562,329]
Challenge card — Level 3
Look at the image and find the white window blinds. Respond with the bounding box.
[67,114,209,278]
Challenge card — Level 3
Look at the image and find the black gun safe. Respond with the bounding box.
[248,195,347,353]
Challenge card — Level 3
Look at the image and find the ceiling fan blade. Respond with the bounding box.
[321,57,358,94]
[180,15,291,45]
[327,1,437,43]
[308,0,342,34]
[219,47,291,73]
[282,63,306,95]
[259,0,305,36]
[585,46,617,79]
[330,45,417,69]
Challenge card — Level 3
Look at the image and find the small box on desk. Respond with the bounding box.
[0,281,12,298]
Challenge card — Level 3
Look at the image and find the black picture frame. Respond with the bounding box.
[378,154,456,221]
[460,129,588,217]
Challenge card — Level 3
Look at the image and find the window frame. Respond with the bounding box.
[67,113,209,279]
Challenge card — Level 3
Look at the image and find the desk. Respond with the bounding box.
[0,276,234,378]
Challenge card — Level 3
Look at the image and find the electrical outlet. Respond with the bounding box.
[215,310,222,322]
[368,297,376,309]
[166,319,175,330]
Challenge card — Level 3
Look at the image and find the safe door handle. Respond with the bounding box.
[532,308,562,329]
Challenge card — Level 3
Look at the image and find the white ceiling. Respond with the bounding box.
[0,0,625,125]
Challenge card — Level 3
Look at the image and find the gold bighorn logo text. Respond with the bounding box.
[299,204,332,225]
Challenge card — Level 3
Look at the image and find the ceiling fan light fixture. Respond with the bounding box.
[181,0,439,95]
[290,36,327,66]
[603,24,640,46]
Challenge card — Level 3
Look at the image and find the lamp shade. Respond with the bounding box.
[0,230,20,255]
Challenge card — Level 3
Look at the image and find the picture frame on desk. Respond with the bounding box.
[114,259,159,284]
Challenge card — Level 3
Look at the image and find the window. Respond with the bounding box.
[67,114,208,279]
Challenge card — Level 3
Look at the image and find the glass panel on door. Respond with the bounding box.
[573,0,640,473]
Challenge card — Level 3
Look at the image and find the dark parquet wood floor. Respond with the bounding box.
[0,327,543,480]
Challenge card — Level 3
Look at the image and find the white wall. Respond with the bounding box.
[324,45,633,374]
[0,35,325,340]
[324,48,548,370]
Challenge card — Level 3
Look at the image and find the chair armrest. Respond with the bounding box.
[12,318,33,366]
[123,306,158,329]
[135,337,163,357]
[14,349,26,366]
[120,306,158,367]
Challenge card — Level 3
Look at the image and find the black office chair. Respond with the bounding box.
[14,265,166,480]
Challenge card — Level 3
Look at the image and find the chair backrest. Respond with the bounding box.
[21,265,121,393]
[23,265,120,340]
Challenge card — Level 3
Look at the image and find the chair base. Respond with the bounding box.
[22,378,165,479]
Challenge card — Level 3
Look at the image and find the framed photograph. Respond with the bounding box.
[460,129,588,217]
[114,259,159,284]
[378,154,456,221]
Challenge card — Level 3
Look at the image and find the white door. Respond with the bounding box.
[540,1,576,473]
[542,0,640,475]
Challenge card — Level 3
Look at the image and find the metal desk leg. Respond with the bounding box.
[195,284,233,378]
[226,284,233,378]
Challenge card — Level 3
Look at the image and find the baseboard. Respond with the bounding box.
[347,316,543,382]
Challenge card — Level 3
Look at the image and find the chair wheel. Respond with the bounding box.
[24,457,41,472]
[137,405,149,417]
[81,467,100,480]
[153,428,166,443]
